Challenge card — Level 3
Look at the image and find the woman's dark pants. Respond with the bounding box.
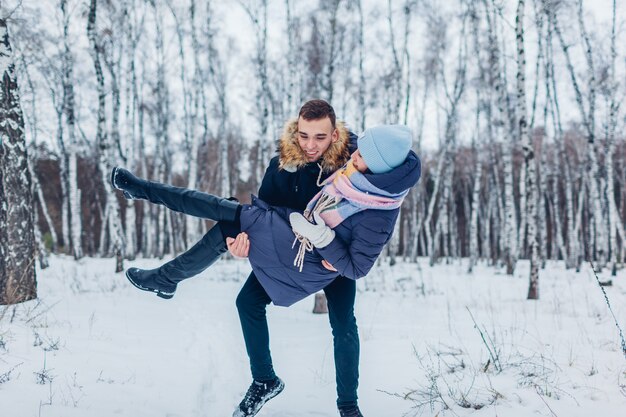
[133,179,241,285]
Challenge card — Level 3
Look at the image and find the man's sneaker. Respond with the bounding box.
[232,377,285,417]
[125,267,176,299]
[110,167,148,200]
[339,405,364,417]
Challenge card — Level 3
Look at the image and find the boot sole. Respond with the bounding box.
[110,167,119,189]
[125,269,175,299]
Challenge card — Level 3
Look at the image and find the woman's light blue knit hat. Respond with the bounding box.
[357,125,413,174]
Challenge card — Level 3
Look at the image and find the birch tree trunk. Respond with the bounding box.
[186,0,204,246]
[468,2,484,273]
[61,0,83,260]
[152,3,172,257]
[139,60,154,258]
[543,6,577,268]
[323,0,342,103]
[468,134,482,272]
[355,0,366,132]
[429,12,467,265]
[408,72,428,262]
[553,2,604,268]
[18,54,55,259]
[54,98,70,252]
[516,0,539,299]
[32,161,57,251]
[166,0,191,254]
[385,0,415,265]
[574,174,585,271]
[0,19,38,304]
[484,0,517,273]
[240,0,273,182]
[550,146,566,260]
[539,149,549,266]
[122,1,141,259]
[577,0,606,270]
[484,178,495,263]
[606,0,620,275]
[284,0,301,115]
[88,0,124,272]
[206,3,231,198]
[518,148,527,256]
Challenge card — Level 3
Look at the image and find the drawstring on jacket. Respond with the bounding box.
[292,164,338,272]
[292,193,340,272]
[315,163,325,187]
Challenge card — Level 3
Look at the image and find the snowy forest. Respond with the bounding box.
[1,0,626,415]
[1,0,624,290]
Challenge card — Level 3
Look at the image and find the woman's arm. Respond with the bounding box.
[315,212,397,279]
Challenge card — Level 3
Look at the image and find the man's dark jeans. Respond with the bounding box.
[236,273,360,409]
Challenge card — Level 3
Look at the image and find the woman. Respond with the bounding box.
[112,124,421,307]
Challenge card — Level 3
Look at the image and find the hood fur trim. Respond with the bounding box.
[277,119,351,173]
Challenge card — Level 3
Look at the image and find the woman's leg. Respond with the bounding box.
[125,224,230,299]
[111,167,240,222]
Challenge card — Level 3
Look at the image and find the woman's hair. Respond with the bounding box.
[298,99,336,128]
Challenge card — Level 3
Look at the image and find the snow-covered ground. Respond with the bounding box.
[1,255,625,417]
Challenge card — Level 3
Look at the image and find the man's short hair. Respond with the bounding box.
[298,99,336,128]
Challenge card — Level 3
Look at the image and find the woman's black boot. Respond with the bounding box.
[124,226,228,299]
[111,166,240,222]
[111,167,149,200]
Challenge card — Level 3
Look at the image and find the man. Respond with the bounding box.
[231,100,363,417]
[122,99,363,417]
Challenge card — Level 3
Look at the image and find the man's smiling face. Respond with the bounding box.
[296,116,338,162]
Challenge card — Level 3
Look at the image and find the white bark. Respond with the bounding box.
[606,0,620,274]
[186,0,204,246]
[240,0,273,181]
[61,0,83,259]
[484,0,517,273]
[408,73,429,262]
[54,104,70,251]
[538,148,548,266]
[518,151,527,254]
[88,0,124,271]
[68,151,82,258]
[468,138,482,273]
[206,3,231,197]
[121,0,144,258]
[153,3,173,256]
[543,7,577,267]
[284,0,300,115]
[549,147,566,260]
[356,0,366,131]
[484,178,496,263]
[553,3,605,268]
[516,0,539,299]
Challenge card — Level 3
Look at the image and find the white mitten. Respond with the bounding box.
[289,212,335,248]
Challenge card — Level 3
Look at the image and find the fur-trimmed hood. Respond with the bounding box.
[277,119,352,173]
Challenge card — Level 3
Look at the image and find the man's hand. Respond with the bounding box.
[226,232,250,258]
[322,260,337,271]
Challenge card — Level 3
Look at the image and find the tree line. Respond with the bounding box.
[1,0,624,303]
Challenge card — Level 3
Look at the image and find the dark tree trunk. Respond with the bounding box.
[0,19,38,305]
